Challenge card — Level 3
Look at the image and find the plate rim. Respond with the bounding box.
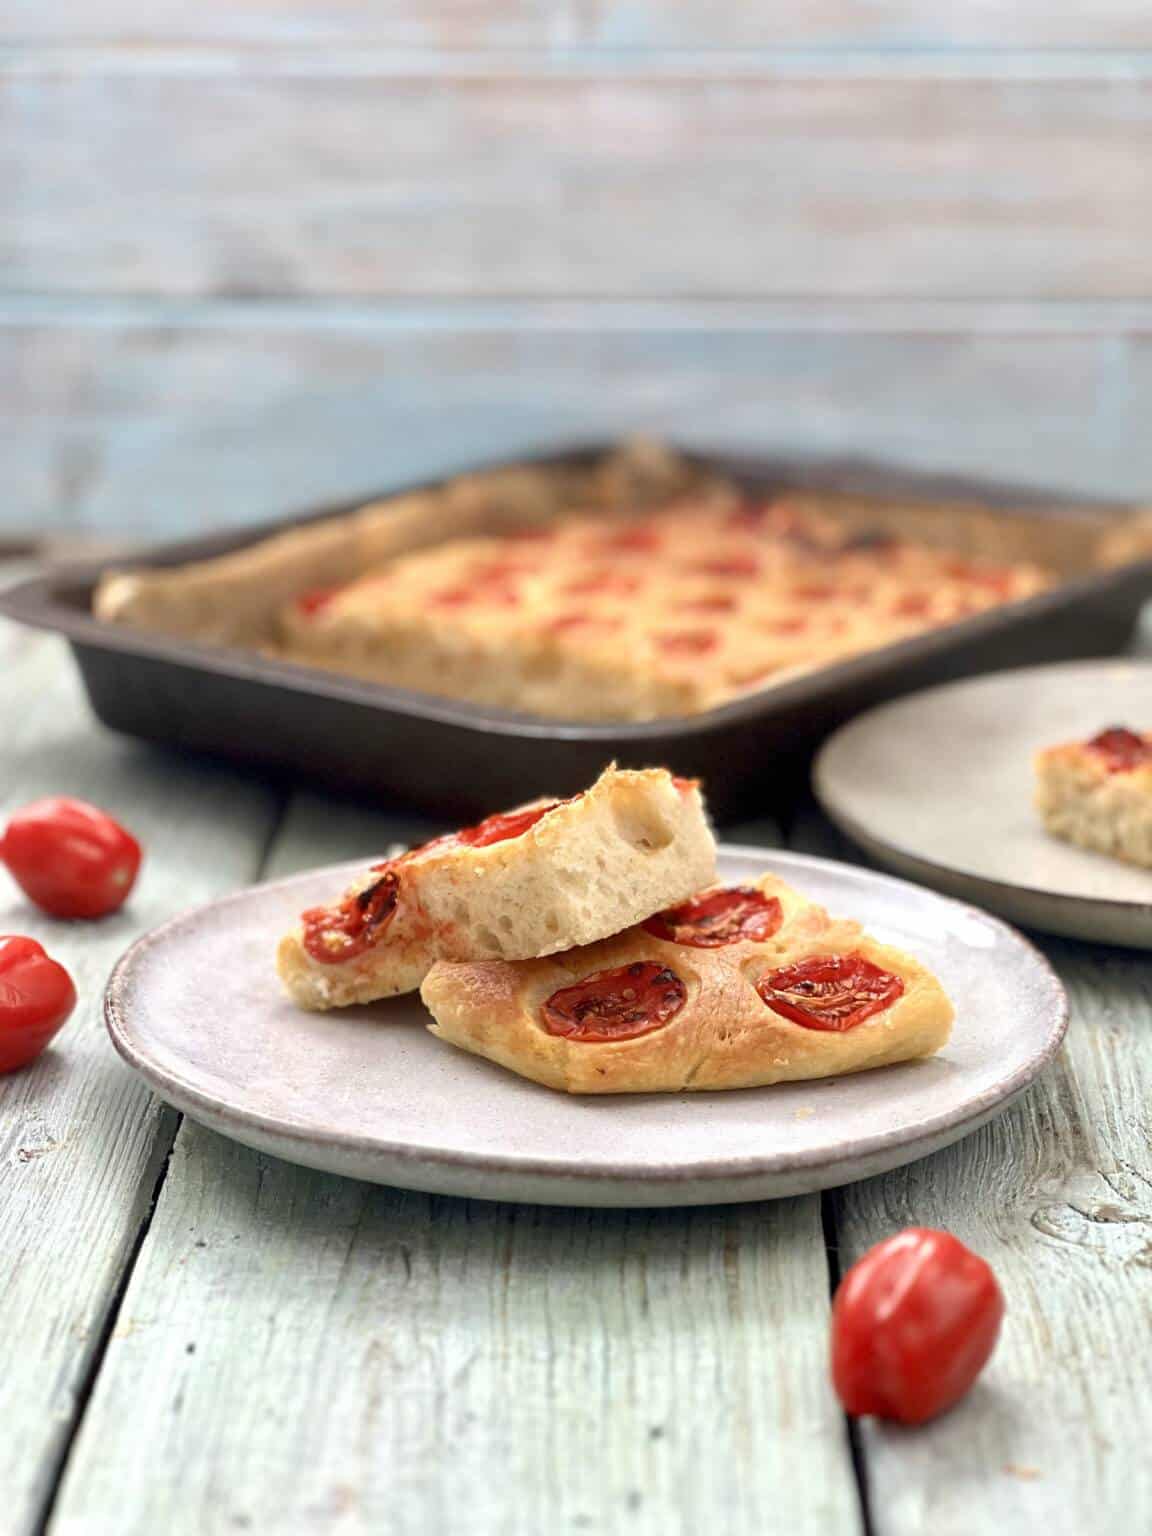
[814,657,1152,920]
[104,844,1069,1188]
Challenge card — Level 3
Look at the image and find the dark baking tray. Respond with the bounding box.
[3,448,1150,823]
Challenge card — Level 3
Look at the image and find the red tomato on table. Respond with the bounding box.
[1,797,142,919]
[831,1227,1005,1425]
[0,935,77,1073]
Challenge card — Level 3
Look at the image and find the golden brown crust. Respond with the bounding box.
[420,872,954,1093]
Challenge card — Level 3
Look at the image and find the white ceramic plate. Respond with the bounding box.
[815,660,1152,948]
[105,846,1066,1207]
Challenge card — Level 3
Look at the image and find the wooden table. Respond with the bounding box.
[3,576,1150,1536]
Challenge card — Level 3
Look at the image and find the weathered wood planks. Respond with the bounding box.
[49,797,860,1535]
[838,946,1152,1536]
[6,307,1150,540]
[794,810,1152,1535]
[50,1132,863,1535]
[4,72,1150,301]
[0,603,284,1535]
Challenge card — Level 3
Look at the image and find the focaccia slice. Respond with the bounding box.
[1035,726,1152,868]
[277,766,716,1010]
[420,873,953,1094]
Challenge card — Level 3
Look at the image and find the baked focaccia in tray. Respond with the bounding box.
[420,872,954,1094]
[1035,726,1152,868]
[95,439,1054,723]
[278,495,1049,721]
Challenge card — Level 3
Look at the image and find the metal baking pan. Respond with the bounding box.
[2,447,1150,823]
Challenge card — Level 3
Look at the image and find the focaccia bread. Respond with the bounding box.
[92,440,714,648]
[1035,726,1152,868]
[91,436,1063,724]
[420,872,954,1093]
[280,495,1051,721]
[277,766,716,1010]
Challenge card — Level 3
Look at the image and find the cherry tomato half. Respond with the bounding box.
[831,1228,1005,1425]
[0,935,77,1073]
[541,962,687,1043]
[1,797,142,919]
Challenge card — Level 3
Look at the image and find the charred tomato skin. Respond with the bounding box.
[541,961,687,1043]
[301,869,401,964]
[756,953,905,1032]
[643,886,783,948]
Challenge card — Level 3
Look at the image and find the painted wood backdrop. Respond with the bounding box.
[4,4,1152,537]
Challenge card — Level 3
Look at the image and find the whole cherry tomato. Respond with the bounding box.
[831,1227,1004,1425]
[0,797,142,919]
[0,935,77,1073]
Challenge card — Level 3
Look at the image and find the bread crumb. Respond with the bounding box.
[1003,1464,1041,1482]
[793,1107,815,1121]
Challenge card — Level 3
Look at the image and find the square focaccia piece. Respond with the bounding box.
[277,766,716,1010]
[420,873,954,1094]
[1035,726,1152,868]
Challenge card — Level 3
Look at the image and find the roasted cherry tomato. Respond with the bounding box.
[295,586,341,618]
[644,886,783,948]
[1087,726,1152,773]
[0,935,77,1073]
[0,797,142,920]
[456,801,561,849]
[542,961,686,1042]
[301,869,401,964]
[831,1228,1005,1425]
[696,554,761,579]
[597,525,662,554]
[757,953,904,1032]
[656,629,720,657]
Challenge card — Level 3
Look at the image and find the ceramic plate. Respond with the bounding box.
[105,846,1066,1207]
[814,660,1152,948]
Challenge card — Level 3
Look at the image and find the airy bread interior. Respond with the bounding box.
[1036,745,1152,868]
[277,765,717,1010]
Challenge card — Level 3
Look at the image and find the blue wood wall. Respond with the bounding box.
[4,5,1152,536]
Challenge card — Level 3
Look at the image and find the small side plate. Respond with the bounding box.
[814,660,1152,948]
[105,846,1066,1207]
